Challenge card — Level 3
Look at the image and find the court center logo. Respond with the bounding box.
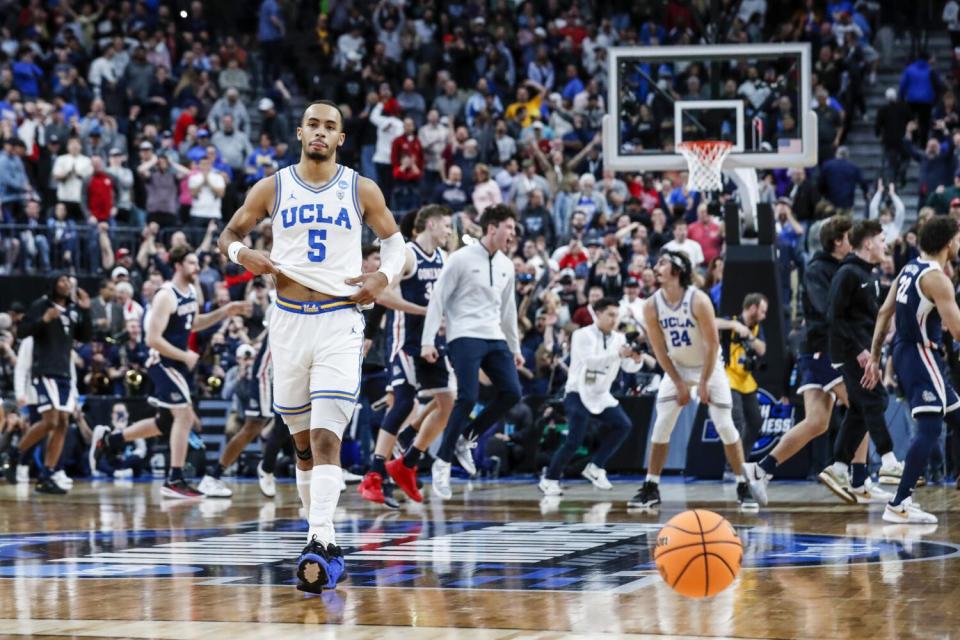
[0,520,956,592]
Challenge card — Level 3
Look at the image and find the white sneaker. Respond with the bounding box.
[431,459,452,500]
[15,465,30,484]
[581,463,612,490]
[454,436,477,477]
[538,477,563,496]
[197,475,233,498]
[818,464,856,504]
[741,462,770,506]
[849,478,894,505]
[51,470,73,490]
[88,424,111,474]
[883,496,937,524]
[256,461,276,498]
[879,460,904,485]
[342,470,363,484]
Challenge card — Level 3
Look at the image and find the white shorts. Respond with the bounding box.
[656,364,733,409]
[269,296,364,437]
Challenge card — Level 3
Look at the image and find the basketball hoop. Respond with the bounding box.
[677,141,733,192]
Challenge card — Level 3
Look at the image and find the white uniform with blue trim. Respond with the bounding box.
[267,164,366,435]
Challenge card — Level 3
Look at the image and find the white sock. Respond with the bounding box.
[646,473,660,484]
[881,452,898,467]
[307,464,342,546]
[295,467,312,517]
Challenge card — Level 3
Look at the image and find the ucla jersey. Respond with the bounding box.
[894,259,943,347]
[152,282,198,367]
[270,164,364,297]
[654,286,705,368]
[399,242,444,354]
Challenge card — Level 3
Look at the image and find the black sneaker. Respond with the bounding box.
[737,482,759,511]
[36,476,67,494]
[161,478,204,499]
[627,481,660,509]
[296,537,347,593]
[3,450,19,484]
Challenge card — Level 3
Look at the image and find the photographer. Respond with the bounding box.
[718,293,769,460]
[538,297,643,496]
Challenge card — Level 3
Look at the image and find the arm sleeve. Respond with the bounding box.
[500,271,521,354]
[421,254,457,348]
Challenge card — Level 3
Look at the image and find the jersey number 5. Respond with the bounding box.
[308,229,326,263]
[669,330,692,348]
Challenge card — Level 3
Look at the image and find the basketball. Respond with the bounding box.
[654,510,743,598]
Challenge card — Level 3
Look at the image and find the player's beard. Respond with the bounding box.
[304,147,333,162]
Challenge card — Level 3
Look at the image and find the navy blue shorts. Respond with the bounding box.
[796,352,843,394]
[389,351,450,394]
[892,342,960,417]
[33,376,76,414]
[147,361,192,408]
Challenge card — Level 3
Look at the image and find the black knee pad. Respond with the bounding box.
[156,409,174,437]
[295,444,313,462]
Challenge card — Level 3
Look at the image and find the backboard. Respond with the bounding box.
[602,43,817,173]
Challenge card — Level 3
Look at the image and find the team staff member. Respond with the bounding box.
[538,297,643,496]
[421,204,524,499]
[821,219,901,499]
[717,293,769,462]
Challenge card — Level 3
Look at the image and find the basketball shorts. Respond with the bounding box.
[147,361,192,409]
[33,375,76,414]
[244,342,273,420]
[269,296,364,436]
[655,363,733,409]
[390,350,451,395]
[892,342,960,417]
[796,352,843,394]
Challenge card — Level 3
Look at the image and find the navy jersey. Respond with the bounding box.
[893,259,942,348]
[397,242,444,355]
[154,283,199,366]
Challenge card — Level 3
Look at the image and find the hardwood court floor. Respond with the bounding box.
[1,476,958,639]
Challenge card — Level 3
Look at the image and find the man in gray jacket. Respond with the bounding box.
[421,204,524,498]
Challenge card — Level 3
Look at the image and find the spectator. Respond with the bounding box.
[432,80,466,123]
[472,164,503,216]
[19,199,50,273]
[418,109,449,198]
[818,146,868,214]
[909,121,956,202]
[875,87,915,185]
[432,165,469,214]
[520,189,556,247]
[687,203,724,266]
[257,0,286,90]
[0,138,32,223]
[509,158,552,214]
[899,51,941,143]
[139,148,189,228]
[82,156,115,223]
[662,219,705,268]
[869,180,906,246]
[90,278,124,339]
[774,198,805,310]
[396,78,426,128]
[105,149,135,226]
[187,157,227,230]
[52,137,94,221]
[47,203,78,271]
[208,88,250,133]
[813,86,844,165]
[371,99,404,204]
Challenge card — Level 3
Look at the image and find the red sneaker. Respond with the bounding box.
[358,472,400,509]
[386,458,423,503]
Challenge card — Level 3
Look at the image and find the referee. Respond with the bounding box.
[421,204,523,500]
[822,219,900,499]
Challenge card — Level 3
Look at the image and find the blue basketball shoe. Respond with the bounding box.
[296,537,347,593]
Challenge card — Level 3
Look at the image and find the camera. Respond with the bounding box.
[624,331,647,355]
[518,273,534,284]
[733,334,764,373]
[106,330,130,344]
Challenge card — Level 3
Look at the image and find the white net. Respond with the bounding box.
[677,141,733,192]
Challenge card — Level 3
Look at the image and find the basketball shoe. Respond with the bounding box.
[741,461,769,506]
[431,459,452,499]
[818,463,856,504]
[737,482,759,511]
[35,476,66,494]
[358,471,399,509]
[386,458,423,502]
[198,475,233,498]
[848,478,894,504]
[581,463,612,490]
[51,470,73,490]
[454,435,477,477]
[161,478,203,499]
[627,481,660,509]
[878,459,904,485]
[538,477,562,496]
[296,537,347,593]
[882,497,937,524]
[256,461,276,498]
[88,425,112,473]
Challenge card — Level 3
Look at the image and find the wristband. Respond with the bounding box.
[227,241,246,264]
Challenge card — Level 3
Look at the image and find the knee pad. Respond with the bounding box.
[294,443,313,462]
[155,409,173,437]
[708,405,741,445]
[651,401,681,444]
[381,384,416,435]
[309,398,350,440]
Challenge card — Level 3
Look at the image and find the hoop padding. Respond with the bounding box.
[678,141,733,192]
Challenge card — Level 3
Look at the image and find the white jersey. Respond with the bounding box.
[653,286,706,368]
[270,164,364,297]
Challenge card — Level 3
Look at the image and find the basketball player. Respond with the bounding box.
[742,217,893,506]
[218,100,404,593]
[97,246,249,498]
[359,204,455,506]
[14,273,91,494]
[628,251,751,510]
[196,334,273,497]
[863,216,960,523]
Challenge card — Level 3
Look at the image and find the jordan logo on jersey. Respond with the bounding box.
[279,203,353,230]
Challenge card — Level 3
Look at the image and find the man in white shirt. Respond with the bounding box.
[187,156,226,227]
[619,278,645,329]
[421,204,524,498]
[539,297,642,495]
[662,219,705,268]
[51,137,93,220]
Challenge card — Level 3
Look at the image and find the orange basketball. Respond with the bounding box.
[654,509,743,598]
